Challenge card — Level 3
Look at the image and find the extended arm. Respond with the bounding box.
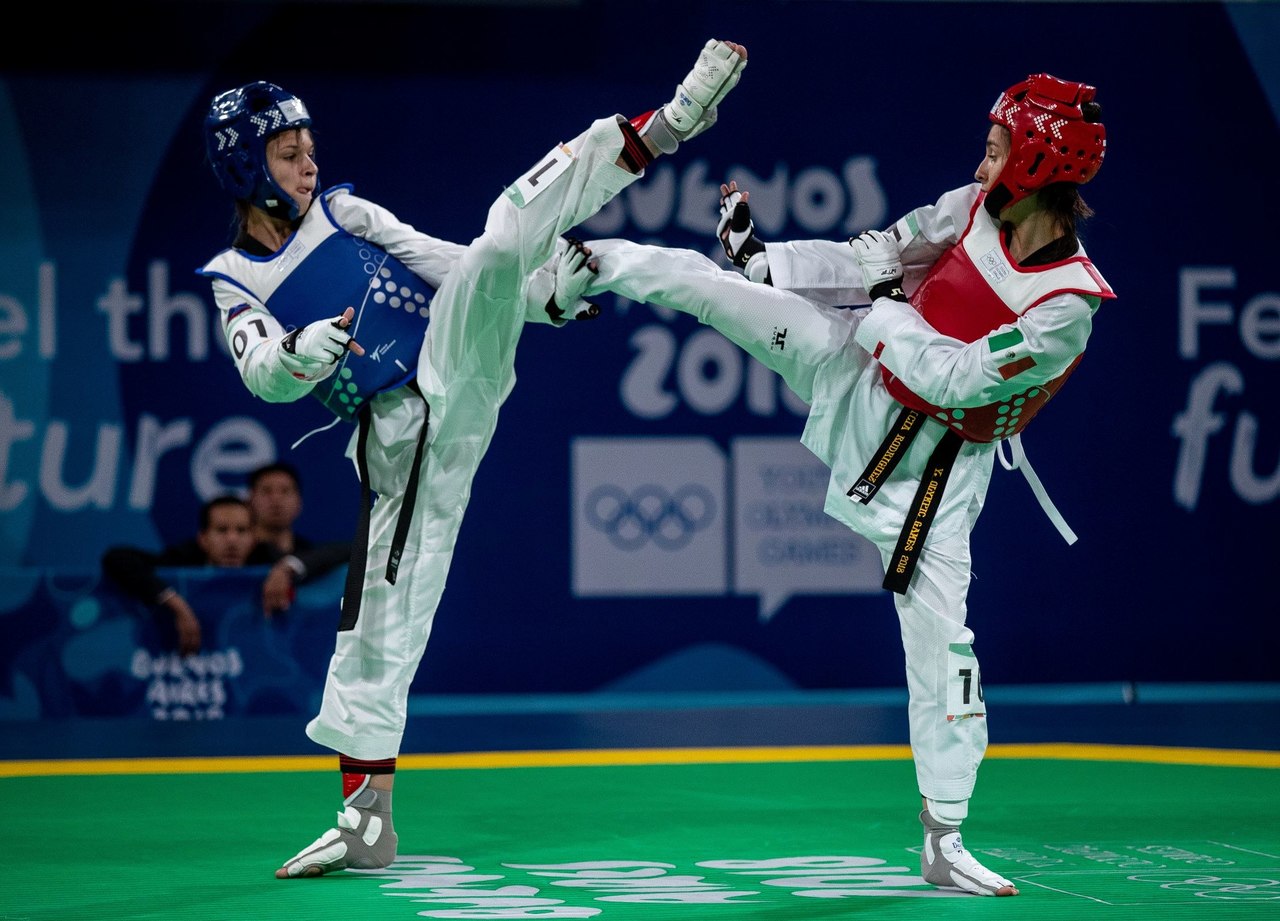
[327,190,467,288]
[328,188,588,327]
[101,543,206,655]
[261,540,352,615]
[764,185,979,304]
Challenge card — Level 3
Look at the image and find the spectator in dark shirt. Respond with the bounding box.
[247,462,351,615]
[102,495,279,655]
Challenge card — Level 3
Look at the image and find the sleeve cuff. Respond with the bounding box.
[854,297,908,357]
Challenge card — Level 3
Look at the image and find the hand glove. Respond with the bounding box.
[654,39,748,147]
[717,183,765,268]
[849,229,906,301]
[279,311,357,381]
[546,237,600,323]
[717,182,770,283]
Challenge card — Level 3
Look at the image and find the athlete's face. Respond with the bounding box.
[974,125,1011,191]
[198,503,256,567]
[267,127,317,216]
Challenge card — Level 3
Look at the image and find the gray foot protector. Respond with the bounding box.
[279,787,398,878]
[918,809,1017,896]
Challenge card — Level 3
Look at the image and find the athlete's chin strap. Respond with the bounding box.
[997,433,1078,545]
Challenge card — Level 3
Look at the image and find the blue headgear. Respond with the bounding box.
[205,81,312,220]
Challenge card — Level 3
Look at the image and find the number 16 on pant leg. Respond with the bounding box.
[947,643,986,722]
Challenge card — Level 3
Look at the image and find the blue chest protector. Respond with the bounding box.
[200,185,435,421]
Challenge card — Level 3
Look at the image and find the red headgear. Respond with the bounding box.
[986,73,1106,216]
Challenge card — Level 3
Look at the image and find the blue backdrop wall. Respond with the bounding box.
[1,1,1277,714]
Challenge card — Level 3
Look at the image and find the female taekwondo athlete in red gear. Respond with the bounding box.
[576,73,1113,896]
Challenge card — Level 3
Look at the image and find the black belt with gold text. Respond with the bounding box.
[847,405,963,595]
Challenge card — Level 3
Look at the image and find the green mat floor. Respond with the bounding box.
[3,746,1278,920]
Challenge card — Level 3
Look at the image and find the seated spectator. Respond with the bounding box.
[247,461,308,553]
[247,462,351,615]
[101,495,280,656]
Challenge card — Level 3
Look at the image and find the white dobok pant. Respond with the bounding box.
[306,118,636,760]
[583,240,995,803]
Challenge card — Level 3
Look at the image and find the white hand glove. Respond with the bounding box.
[279,312,356,381]
[849,229,905,300]
[717,184,764,268]
[665,39,748,142]
[546,237,600,323]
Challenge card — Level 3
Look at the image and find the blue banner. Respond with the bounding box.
[1,1,1277,703]
[0,567,340,720]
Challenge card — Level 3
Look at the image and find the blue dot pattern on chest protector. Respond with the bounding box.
[267,231,435,421]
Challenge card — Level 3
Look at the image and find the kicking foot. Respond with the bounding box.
[919,809,1018,896]
[275,786,398,878]
[641,39,748,153]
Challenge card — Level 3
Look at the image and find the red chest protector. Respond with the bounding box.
[881,196,1113,443]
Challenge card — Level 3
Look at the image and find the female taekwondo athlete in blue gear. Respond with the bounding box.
[197,41,747,878]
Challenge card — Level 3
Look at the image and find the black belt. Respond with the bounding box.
[847,407,923,504]
[849,405,963,595]
[882,428,962,594]
[338,389,431,632]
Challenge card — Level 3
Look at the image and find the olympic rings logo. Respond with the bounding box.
[584,484,716,551]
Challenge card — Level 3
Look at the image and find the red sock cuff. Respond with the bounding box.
[340,756,396,798]
[339,756,396,775]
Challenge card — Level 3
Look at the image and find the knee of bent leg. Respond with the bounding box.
[460,232,520,279]
[475,199,525,265]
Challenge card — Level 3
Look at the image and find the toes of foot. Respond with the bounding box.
[276,863,325,879]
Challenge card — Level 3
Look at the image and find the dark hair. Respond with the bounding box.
[1039,182,1095,236]
[1039,98,1102,234]
[249,461,302,491]
[233,199,255,234]
[199,495,250,531]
